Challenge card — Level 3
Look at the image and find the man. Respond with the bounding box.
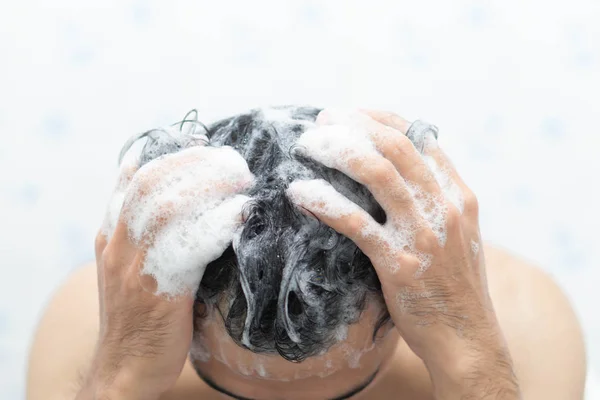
[27,107,586,399]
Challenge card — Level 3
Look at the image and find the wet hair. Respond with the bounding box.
[130,106,390,362]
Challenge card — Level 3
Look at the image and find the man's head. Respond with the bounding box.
[132,106,396,398]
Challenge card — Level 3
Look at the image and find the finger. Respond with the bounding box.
[317,109,443,197]
[362,110,475,217]
[297,124,423,224]
[422,138,469,192]
[362,109,434,154]
[131,146,253,198]
[95,230,108,262]
[124,146,254,242]
[127,146,215,199]
[358,109,411,134]
[423,144,481,218]
[286,179,387,259]
[362,109,466,191]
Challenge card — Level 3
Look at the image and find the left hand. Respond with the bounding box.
[286,109,521,399]
[84,146,254,400]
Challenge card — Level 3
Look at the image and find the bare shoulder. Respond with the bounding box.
[483,243,587,399]
[27,263,99,400]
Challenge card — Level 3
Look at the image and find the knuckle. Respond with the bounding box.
[95,231,108,257]
[388,134,414,155]
[101,241,136,274]
[124,269,144,292]
[346,214,367,238]
[100,247,119,273]
[364,159,397,185]
[101,241,121,265]
[416,229,439,250]
[378,253,410,281]
[463,189,479,215]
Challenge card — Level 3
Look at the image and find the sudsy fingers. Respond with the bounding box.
[139,194,252,296]
[286,179,438,277]
[301,110,451,249]
[421,141,480,219]
[316,109,444,206]
[358,109,411,134]
[101,155,140,240]
[296,123,422,223]
[361,109,469,217]
[286,179,386,260]
[101,144,256,297]
[122,146,254,244]
[101,146,210,241]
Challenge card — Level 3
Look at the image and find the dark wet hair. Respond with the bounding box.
[125,106,390,362]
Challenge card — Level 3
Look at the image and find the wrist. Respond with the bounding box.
[77,363,162,400]
[425,343,521,400]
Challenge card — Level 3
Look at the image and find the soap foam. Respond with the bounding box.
[295,124,379,173]
[335,324,349,341]
[315,108,371,127]
[287,179,365,219]
[110,145,255,297]
[258,107,313,153]
[340,340,376,369]
[101,139,147,241]
[471,239,480,257]
[406,181,448,247]
[423,154,464,214]
[190,332,211,362]
[141,194,251,296]
[191,305,381,382]
[288,115,467,276]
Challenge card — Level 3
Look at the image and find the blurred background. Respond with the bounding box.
[1,0,599,398]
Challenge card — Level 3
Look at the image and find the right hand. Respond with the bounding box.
[80,145,254,400]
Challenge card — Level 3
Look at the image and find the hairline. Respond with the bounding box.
[192,362,380,400]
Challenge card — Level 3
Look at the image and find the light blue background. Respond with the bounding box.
[1,1,598,398]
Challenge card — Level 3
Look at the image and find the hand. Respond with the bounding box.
[287,109,521,399]
[80,145,254,400]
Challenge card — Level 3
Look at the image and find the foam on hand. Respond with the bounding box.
[102,141,254,297]
[423,153,464,214]
[101,137,147,240]
[287,179,364,219]
[287,112,468,277]
[406,181,448,247]
[471,239,480,257]
[142,194,251,296]
[295,124,378,172]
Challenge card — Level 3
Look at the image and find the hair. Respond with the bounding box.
[125,106,390,362]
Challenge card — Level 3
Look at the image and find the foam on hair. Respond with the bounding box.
[196,107,388,361]
[114,106,388,362]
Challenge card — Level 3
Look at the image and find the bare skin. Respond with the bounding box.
[27,110,587,400]
[27,246,586,400]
